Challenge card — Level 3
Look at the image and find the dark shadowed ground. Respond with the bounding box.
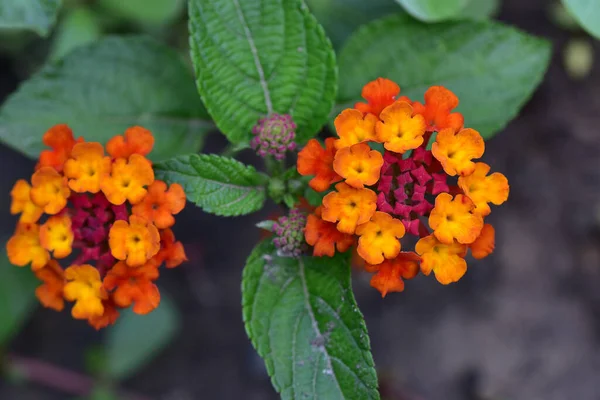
[1,0,600,399]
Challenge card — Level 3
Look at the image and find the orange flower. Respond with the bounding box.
[10,180,43,223]
[321,182,377,234]
[6,223,50,270]
[39,215,74,259]
[64,142,111,193]
[30,167,70,214]
[304,207,354,257]
[333,143,383,189]
[412,86,464,133]
[101,154,154,205]
[356,212,405,265]
[63,265,107,319]
[37,124,82,172]
[88,298,120,330]
[366,252,420,297]
[132,180,186,229]
[431,128,484,176]
[104,261,160,315]
[297,138,342,192]
[106,126,155,159]
[376,101,427,154]
[334,109,379,149]
[34,260,65,311]
[109,215,160,267]
[469,223,495,259]
[429,193,483,245]
[416,234,467,285]
[148,228,187,268]
[354,77,401,117]
[458,162,509,216]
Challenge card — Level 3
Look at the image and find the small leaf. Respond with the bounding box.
[105,293,180,380]
[242,241,380,400]
[562,0,600,39]
[188,0,337,145]
[256,220,276,232]
[0,36,213,161]
[0,0,61,36]
[49,7,102,61]
[338,15,551,140]
[155,154,269,217]
[396,0,469,22]
[0,250,38,345]
[98,0,185,25]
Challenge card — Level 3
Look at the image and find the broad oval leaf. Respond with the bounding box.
[188,0,337,145]
[155,154,268,217]
[98,0,185,25]
[562,0,600,39]
[396,0,468,22]
[0,36,213,161]
[242,241,379,400]
[105,293,180,380]
[338,15,551,140]
[0,0,61,36]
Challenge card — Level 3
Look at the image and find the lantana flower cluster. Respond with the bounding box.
[297,78,509,297]
[7,125,187,329]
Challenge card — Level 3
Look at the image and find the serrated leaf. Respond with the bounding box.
[98,0,185,25]
[0,250,38,344]
[0,36,213,162]
[338,15,551,140]
[155,154,268,216]
[396,0,468,22]
[562,0,600,39]
[188,0,337,145]
[105,293,180,380]
[242,241,379,400]
[0,0,61,36]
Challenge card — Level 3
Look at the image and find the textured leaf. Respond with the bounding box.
[49,7,102,61]
[0,0,61,36]
[338,15,551,139]
[0,36,212,162]
[562,0,600,39]
[105,294,180,380]
[242,241,379,400]
[0,250,38,344]
[188,0,337,145]
[461,0,501,19]
[305,0,401,49]
[98,0,185,25]
[396,0,468,22]
[155,154,268,216]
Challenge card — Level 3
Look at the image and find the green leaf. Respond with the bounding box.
[461,0,501,19]
[49,7,102,61]
[562,0,600,39]
[0,36,213,162]
[396,0,469,22]
[105,293,180,380]
[305,0,401,48]
[154,154,269,216]
[242,242,379,400]
[338,15,551,140]
[0,250,38,344]
[98,0,185,25]
[0,0,61,36]
[188,0,337,145]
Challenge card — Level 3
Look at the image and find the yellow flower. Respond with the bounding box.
[10,179,43,223]
[334,109,379,150]
[416,235,467,285]
[321,182,377,234]
[376,101,426,154]
[431,128,484,176]
[458,162,509,216]
[30,167,70,214]
[333,143,383,189]
[101,154,154,205]
[429,193,483,244]
[39,215,74,259]
[356,212,405,265]
[64,142,111,193]
[63,265,106,319]
[108,215,160,267]
[6,223,50,270]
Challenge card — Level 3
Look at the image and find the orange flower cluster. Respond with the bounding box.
[298,78,509,296]
[7,125,187,329]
